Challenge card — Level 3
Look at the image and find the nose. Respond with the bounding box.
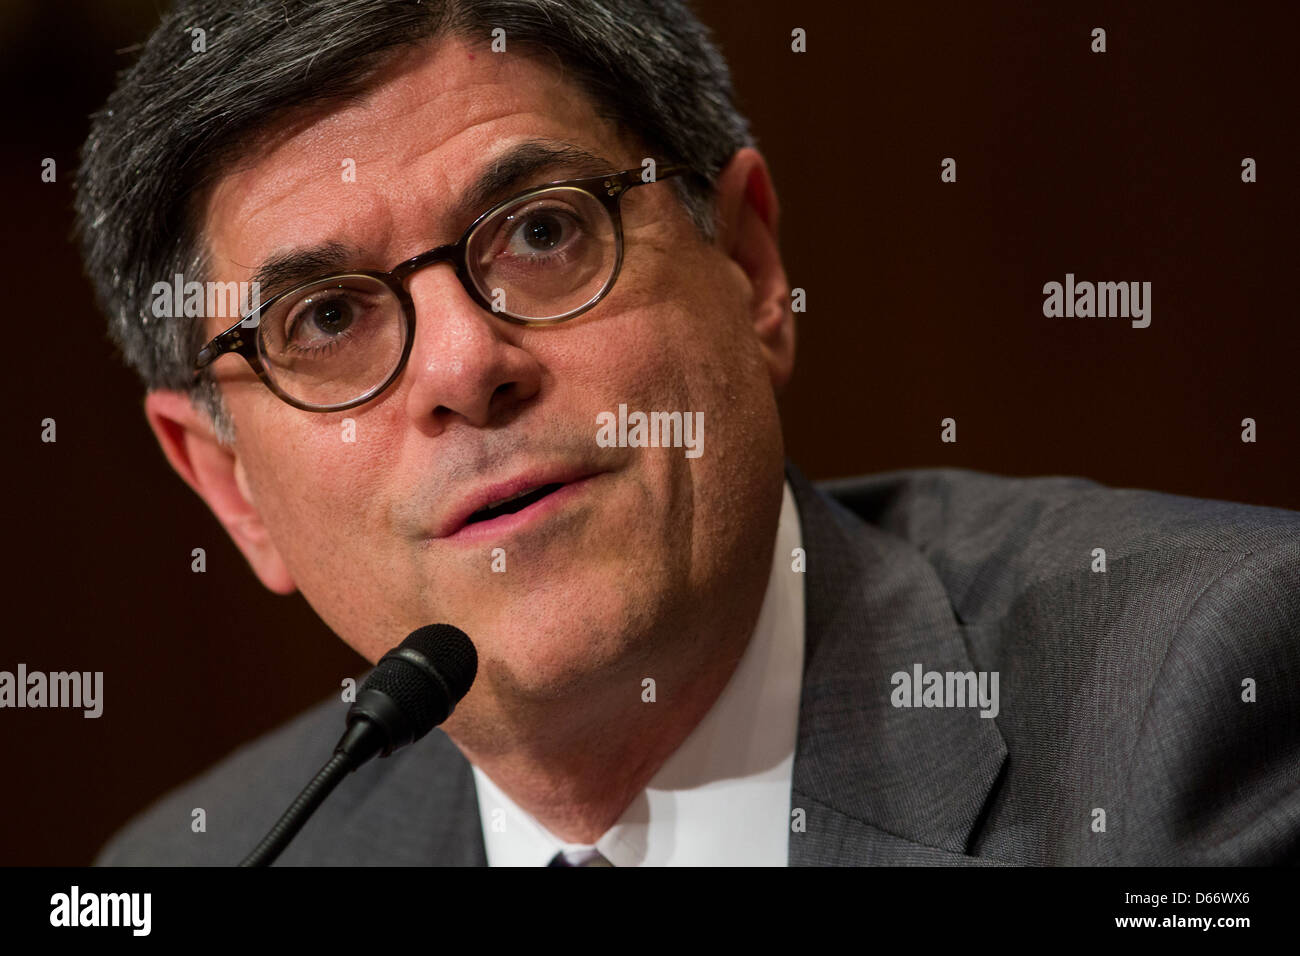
[398,264,543,433]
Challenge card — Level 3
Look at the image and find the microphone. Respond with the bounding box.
[239,624,477,867]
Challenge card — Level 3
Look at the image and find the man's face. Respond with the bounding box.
[197,34,787,730]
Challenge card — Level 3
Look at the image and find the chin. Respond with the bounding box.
[473,604,654,701]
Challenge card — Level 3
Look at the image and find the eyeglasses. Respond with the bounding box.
[192,164,689,412]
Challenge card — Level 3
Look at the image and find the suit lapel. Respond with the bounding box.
[327,724,487,866]
[785,463,1008,865]
[423,739,488,866]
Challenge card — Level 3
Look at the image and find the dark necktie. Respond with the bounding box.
[547,849,615,866]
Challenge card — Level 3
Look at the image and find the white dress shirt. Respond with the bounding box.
[472,480,805,865]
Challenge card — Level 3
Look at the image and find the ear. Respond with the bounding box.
[712,147,795,389]
[143,390,296,595]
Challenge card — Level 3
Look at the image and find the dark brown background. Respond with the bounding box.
[2,1,1296,864]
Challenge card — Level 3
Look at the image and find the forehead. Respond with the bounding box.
[200,33,626,294]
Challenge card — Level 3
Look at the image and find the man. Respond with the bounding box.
[79,0,1299,866]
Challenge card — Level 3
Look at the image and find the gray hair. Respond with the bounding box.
[75,0,753,445]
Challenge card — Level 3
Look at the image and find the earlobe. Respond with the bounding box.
[143,390,297,595]
[713,148,796,389]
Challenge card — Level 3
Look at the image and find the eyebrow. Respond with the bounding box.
[249,242,352,300]
[245,140,618,297]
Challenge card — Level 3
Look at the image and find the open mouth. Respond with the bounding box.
[463,482,567,526]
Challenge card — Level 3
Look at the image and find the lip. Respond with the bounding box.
[432,469,603,542]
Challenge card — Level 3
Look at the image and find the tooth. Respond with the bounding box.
[485,487,535,509]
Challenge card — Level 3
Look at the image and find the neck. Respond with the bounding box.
[446,593,767,844]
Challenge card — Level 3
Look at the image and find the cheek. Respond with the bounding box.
[239,410,413,660]
[240,401,396,567]
[627,269,768,437]
[572,252,754,397]
[564,257,778,535]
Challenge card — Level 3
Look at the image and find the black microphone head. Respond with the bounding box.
[396,623,478,703]
[353,624,477,750]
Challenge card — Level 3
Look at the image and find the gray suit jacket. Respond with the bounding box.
[96,463,1300,865]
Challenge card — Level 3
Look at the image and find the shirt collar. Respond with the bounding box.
[472,479,805,865]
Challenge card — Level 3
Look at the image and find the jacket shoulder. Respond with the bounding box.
[97,689,482,866]
[818,467,1300,626]
[94,693,347,866]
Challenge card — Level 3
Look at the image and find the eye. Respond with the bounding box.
[285,293,355,344]
[494,202,588,264]
[507,210,570,255]
[274,285,388,355]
